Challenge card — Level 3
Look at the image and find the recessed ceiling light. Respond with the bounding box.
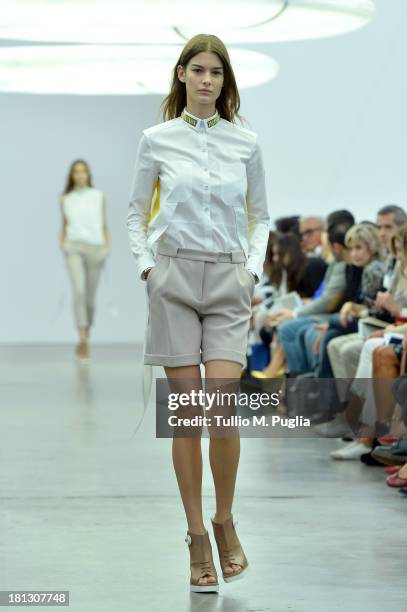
[0,45,279,94]
[0,1,376,44]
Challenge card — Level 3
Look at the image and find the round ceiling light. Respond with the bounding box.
[0,45,279,95]
[0,1,376,44]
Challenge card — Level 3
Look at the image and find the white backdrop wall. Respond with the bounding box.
[1,0,406,343]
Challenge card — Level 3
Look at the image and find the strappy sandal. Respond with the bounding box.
[211,516,249,582]
[185,530,219,593]
[75,341,89,362]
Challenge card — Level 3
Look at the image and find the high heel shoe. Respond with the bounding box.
[75,341,89,362]
[211,516,249,582]
[250,367,285,379]
[185,530,219,593]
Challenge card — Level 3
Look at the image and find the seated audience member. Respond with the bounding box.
[250,233,327,378]
[315,223,386,379]
[326,209,356,232]
[315,206,407,386]
[381,363,407,490]
[251,231,279,304]
[377,204,407,288]
[275,216,300,236]
[256,221,353,378]
[270,233,327,297]
[299,216,325,257]
[318,225,407,448]
[329,327,407,461]
[245,232,278,368]
[327,220,407,370]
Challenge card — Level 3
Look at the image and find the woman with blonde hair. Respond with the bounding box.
[59,159,110,360]
[127,33,270,592]
[315,222,385,378]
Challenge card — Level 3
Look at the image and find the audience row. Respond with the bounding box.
[244,205,407,496]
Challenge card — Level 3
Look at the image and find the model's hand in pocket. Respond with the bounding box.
[143,266,154,281]
[245,268,258,287]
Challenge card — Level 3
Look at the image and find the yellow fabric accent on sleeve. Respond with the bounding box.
[246,189,251,213]
[149,176,160,222]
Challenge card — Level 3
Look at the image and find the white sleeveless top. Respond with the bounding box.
[63,187,105,245]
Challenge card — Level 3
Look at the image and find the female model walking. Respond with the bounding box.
[59,159,110,360]
[127,33,270,593]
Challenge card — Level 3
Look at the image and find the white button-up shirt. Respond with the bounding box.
[127,107,270,281]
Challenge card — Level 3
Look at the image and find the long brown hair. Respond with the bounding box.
[263,231,278,279]
[390,222,407,278]
[161,33,243,124]
[63,159,93,195]
[270,233,308,292]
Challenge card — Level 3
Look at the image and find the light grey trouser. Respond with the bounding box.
[63,239,106,328]
[327,333,364,402]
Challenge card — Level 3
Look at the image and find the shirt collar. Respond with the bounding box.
[181,107,220,130]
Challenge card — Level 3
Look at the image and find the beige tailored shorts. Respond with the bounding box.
[144,245,255,367]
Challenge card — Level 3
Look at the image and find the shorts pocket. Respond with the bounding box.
[244,268,256,291]
[146,264,157,286]
[146,255,169,294]
[240,264,256,294]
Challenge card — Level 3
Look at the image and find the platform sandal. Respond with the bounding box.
[211,515,249,582]
[185,530,219,593]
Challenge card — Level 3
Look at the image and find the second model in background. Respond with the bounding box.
[59,159,110,361]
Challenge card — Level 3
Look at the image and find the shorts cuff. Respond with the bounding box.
[144,352,202,367]
[202,348,246,368]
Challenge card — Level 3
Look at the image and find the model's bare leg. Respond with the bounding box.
[165,363,217,587]
[78,327,88,343]
[164,364,205,530]
[164,364,205,531]
[205,359,243,575]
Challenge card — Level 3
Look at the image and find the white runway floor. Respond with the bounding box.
[0,344,406,612]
